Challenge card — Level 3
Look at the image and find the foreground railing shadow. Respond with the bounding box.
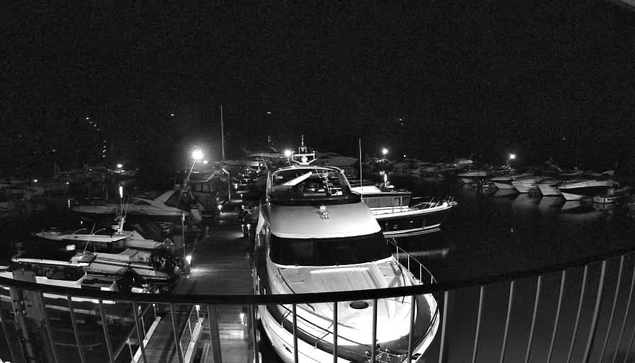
[3,244,635,363]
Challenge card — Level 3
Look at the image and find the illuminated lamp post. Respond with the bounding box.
[284,149,293,165]
[507,153,516,167]
[185,149,204,187]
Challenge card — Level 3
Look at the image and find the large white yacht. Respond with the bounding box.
[254,146,439,363]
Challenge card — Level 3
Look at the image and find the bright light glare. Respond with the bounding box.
[116,163,123,169]
[203,160,209,165]
[382,148,389,156]
[118,185,124,199]
[192,149,204,160]
[509,153,516,160]
[284,149,292,158]
[33,179,38,183]
[185,255,192,265]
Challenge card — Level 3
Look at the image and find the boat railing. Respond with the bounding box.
[389,238,437,284]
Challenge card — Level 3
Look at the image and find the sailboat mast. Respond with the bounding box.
[220,105,225,161]
[359,138,363,187]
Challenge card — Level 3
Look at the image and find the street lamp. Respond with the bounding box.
[507,153,516,167]
[184,149,204,186]
[381,148,389,158]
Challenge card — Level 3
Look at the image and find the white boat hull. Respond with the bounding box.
[561,192,586,201]
[538,184,561,196]
[259,294,439,363]
[493,182,516,190]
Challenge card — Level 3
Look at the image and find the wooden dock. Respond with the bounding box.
[140,224,255,363]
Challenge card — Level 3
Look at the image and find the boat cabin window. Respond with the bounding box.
[270,232,392,266]
[16,263,84,281]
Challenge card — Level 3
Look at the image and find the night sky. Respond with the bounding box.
[3,1,635,176]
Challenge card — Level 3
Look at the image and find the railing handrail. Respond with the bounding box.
[2,245,634,305]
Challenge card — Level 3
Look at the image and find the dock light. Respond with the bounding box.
[509,153,516,160]
[116,163,123,169]
[33,179,38,183]
[192,149,204,161]
[185,255,192,265]
[382,148,389,156]
[184,149,205,186]
[284,149,292,158]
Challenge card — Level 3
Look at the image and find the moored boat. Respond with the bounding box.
[351,183,456,237]
[593,186,630,204]
[254,146,439,362]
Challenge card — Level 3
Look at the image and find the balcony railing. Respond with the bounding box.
[2,244,635,363]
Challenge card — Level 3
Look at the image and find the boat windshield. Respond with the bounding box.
[270,232,392,266]
[269,168,354,205]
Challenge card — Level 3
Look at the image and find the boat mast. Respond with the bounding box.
[220,105,225,161]
[359,138,362,187]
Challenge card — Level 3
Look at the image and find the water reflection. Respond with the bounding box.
[493,189,518,198]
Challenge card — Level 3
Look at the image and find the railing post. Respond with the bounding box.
[292,304,299,363]
[524,275,542,363]
[132,302,148,363]
[566,264,589,363]
[333,301,338,363]
[599,256,624,362]
[207,304,223,363]
[472,286,485,363]
[170,303,185,363]
[611,259,635,363]
[499,280,515,363]
[371,298,378,363]
[438,290,450,363]
[547,270,567,363]
[582,260,607,362]
[67,296,87,363]
[98,299,115,363]
[407,295,416,361]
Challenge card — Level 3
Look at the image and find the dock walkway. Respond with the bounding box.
[141,224,255,363]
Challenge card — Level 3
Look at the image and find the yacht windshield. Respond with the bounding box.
[270,232,392,266]
[269,168,355,205]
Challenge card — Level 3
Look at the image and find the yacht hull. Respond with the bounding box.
[538,184,561,196]
[493,182,516,190]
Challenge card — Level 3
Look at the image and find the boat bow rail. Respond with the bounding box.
[3,244,635,363]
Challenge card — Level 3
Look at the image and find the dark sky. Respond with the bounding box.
[3,1,635,174]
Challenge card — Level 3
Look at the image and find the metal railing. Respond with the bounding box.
[3,245,635,363]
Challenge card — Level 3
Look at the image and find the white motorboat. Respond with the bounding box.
[34,218,179,291]
[72,189,201,223]
[254,149,439,363]
[511,175,546,194]
[456,169,488,184]
[0,249,120,302]
[490,172,532,190]
[351,184,456,237]
[537,177,563,196]
[558,173,619,201]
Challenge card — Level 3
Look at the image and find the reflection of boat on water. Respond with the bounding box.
[511,194,539,210]
[538,196,563,211]
[560,201,586,212]
[255,148,439,363]
[494,189,519,198]
[351,184,456,238]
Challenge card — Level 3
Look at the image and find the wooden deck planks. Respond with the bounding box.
[143,225,254,362]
